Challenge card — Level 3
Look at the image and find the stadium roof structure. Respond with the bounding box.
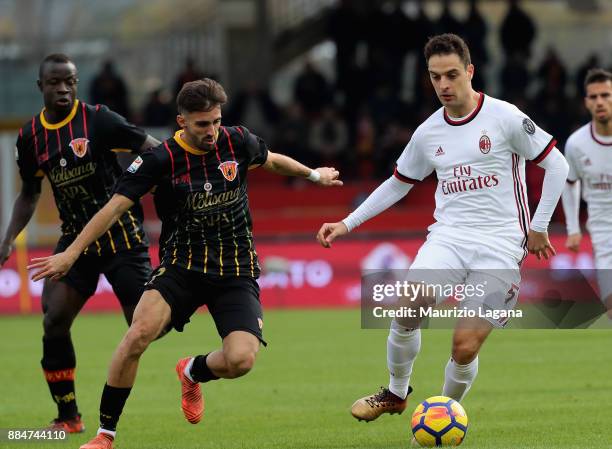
[0,0,216,58]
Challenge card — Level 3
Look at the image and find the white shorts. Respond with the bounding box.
[593,239,612,300]
[407,232,522,328]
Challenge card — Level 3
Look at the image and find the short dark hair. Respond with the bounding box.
[424,34,471,67]
[584,68,612,92]
[177,78,227,114]
[39,53,73,79]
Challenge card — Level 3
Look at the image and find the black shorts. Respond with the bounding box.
[144,264,265,345]
[54,237,151,310]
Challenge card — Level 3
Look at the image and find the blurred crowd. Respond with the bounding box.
[90,0,605,191]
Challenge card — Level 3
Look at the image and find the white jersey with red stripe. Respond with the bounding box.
[395,93,556,262]
[565,122,612,246]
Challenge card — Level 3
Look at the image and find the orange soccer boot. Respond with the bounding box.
[176,357,204,424]
[46,413,85,433]
[79,433,114,449]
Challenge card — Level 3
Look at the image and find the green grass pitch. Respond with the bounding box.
[1,309,611,448]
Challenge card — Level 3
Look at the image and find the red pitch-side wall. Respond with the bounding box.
[0,235,596,314]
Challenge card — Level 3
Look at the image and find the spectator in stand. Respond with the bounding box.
[533,49,571,144]
[89,60,131,120]
[500,0,536,60]
[575,54,601,97]
[142,88,174,128]
[226,79,279,142]
[173,57,204,97]
[309,105,349,168]
[353,107,377,178]
[500,52,530,103]
[411,0,436,103]
[374,121,413,179]
[366,1,412,94]
[293,60,332,118]
[328,0,364,99]
[435,0,462,36]
[536,47,568,99]
[275,103,313,169]
[412,0,435,52]
[367,83,403,131]
[413,67,439,118]
[462,0,488,91]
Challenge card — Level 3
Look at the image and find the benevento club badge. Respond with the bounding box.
[69,138,89,158]
[218,161,238,181]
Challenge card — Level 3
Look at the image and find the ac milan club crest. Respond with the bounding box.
[522,118,535,135]
[479,134,491,154]
[218,161,238,181]
[69,138,89,158]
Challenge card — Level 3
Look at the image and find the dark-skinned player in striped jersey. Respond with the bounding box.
[0,53,160,433]
[30,78,343,449]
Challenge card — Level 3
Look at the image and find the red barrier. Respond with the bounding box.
[0,235,595,314]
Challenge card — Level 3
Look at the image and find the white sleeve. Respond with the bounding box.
[506,106,557,163]
[564,139,580,182]
[395,130,434,182]
[529,148,570,232]
[561,179,581,235]
[342,176,413,232]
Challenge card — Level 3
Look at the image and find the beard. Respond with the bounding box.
[198,139,215,151]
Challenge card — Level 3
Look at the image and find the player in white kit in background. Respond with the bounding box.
[562,68,612,318]
[317,34,569,421]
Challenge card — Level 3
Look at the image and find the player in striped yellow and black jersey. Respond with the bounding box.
[0,54,160,434]
[122,125,266,276]
[30,78,342,449]
[16,90,149,255]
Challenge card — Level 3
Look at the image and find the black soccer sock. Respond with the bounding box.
[190,354,220,383]
[41,335,78,420]
[99,383,132,432]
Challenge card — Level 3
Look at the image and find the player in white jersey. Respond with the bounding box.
[317,34,569,421]
[562,69,612,318]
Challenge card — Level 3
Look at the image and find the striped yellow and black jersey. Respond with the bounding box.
[16,100,149,255]
[116,126,268,278]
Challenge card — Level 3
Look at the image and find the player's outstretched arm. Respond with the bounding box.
[527,148,570,260]
[28,194,134,280]
[141,135,161,151]
[317,175,413,248]
[0,182,41,266]
[258,151,343,186]
[316,222,349,248]
[561,179,582,252]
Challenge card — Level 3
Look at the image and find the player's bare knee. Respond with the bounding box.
[451,339,480,364]
[123,322,156,356]
[224,350,256,378]
[396,288,432,329]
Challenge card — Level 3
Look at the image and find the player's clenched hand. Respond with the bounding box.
[28,250,79,282]
[0,241,14,267]
[317,222,348,248]
[527,230,556,260]
[565,233,582,253]
[314,167,343,187]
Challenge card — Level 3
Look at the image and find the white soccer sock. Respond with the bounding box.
[387,320,421,399]
[442,356,479,401]
[184,357,195,382]
[97,428,116,438]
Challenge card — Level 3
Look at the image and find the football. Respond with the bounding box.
[411,396,468,447]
